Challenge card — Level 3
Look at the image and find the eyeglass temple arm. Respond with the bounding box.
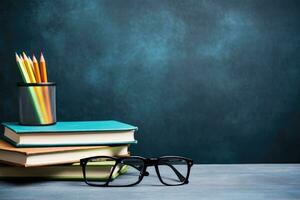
[116,162,186,182]
[163,163,186,182]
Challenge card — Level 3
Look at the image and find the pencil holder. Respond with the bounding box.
[18,82,56,126]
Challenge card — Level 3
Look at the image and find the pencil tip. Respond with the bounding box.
[19,54,23,61]
[22,52,27,59]
[40,52,45,61]
[33,54,37,62]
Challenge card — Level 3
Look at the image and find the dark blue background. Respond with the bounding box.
[1,0,300,163]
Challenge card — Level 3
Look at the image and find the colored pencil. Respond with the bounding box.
[39,53,53,122]
[40,53,48,82]
[32,55,42,83]
[28,57,36,82]
[22,52,36,83]
[15,53,30,82]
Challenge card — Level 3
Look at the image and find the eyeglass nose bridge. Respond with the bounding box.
[144,158,157,166]
[141,159,155,177]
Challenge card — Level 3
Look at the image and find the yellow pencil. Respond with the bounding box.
[28,57,35,77]
[22,52,36,83]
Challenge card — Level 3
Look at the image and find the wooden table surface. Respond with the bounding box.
[0,164,299,200]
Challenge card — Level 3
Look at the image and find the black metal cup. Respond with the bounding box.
[18,82,56,125]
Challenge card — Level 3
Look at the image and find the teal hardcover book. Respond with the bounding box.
[2,120,138,147]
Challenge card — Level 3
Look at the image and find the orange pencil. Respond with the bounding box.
[40,53,48,82]
[32,55,42,83]
[39,52,53,122]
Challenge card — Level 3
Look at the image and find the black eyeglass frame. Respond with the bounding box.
[80,156,193,187]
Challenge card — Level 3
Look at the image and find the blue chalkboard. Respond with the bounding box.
[0,0,300,163]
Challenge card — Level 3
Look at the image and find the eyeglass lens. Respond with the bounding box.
[157,158,189,185]
[108,157,144,186]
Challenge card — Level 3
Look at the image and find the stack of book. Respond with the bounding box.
[0,120,137,180]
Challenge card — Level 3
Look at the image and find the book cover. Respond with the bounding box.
[2,120,138,147]
[2,120,138,133]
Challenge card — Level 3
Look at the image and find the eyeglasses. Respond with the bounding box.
[80,156,193,187]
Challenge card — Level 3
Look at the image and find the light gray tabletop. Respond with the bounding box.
[0,164,300,200]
